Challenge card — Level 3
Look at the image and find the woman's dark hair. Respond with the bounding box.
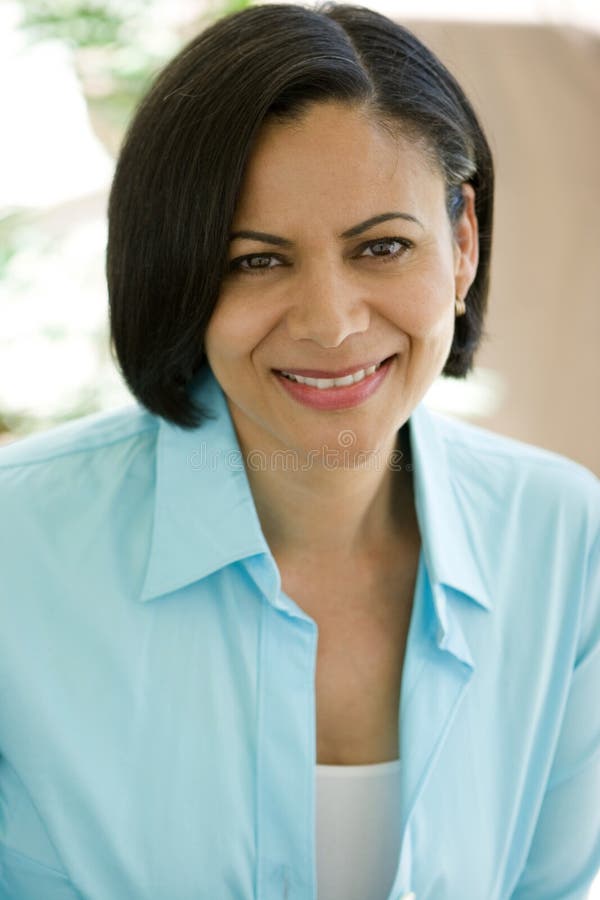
[107,2,494,428]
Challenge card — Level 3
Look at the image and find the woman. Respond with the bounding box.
[0,3,598,899]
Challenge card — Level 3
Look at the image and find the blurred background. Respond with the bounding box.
[0,0,599,893]
[0,0,599,481]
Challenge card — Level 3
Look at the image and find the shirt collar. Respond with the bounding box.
[139,366,491,612]
[139,365,272,602]
[409,400,492,612]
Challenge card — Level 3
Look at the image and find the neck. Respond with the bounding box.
[239,425,415,563]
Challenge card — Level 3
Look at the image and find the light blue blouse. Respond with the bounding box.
[0,364,599,900]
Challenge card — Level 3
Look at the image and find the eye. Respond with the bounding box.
[226,236,413,277]
[359,237,413,262]
[227,253,285,276]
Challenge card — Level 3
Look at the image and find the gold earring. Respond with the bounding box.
[455,294,466,316]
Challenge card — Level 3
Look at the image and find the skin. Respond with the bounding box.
[204,100,478,569]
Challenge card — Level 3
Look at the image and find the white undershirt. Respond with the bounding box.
[315,759,402,900]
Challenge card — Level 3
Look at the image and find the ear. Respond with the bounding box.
[453,183,479,300]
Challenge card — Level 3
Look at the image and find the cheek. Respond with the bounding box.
[205,311,240,360]
[383,273,453,338]
[205,294,271,361]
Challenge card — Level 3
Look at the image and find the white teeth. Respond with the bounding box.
[280,360,385,389]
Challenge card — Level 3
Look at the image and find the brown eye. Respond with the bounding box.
[228,254,284,276]
[360,237,413,261]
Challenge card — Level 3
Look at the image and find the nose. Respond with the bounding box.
[284,265,370,348]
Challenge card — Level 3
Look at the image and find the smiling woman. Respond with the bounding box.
[205,104,477,463]
[0,3,599,900]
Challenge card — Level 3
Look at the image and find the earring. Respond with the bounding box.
[455,294,466,316]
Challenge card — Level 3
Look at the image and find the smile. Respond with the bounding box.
[279,361,384,389]
[273,355,396,411]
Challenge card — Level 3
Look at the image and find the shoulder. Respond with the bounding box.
[0,402,159,514]
[430,406,598,493]
[427,408,600,541]
[0,402,157,471]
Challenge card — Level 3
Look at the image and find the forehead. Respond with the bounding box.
[233,101,446,225]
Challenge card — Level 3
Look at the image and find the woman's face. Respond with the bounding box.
[205,101,478,464]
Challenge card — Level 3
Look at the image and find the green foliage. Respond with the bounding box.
[17,1,174,157]
[19,0,254,51]
[219,0,253,13]
[0,211,39,282]
[3,0,254,435]
[19,0,144,49]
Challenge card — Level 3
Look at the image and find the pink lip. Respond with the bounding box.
[274,358,390,379]
[274,355,395,411]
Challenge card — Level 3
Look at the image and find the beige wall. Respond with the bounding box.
[404,20,600,475]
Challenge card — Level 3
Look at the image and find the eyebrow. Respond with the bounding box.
[228,212,424,246]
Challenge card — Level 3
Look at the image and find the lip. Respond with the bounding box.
[273,357,386,378]
[273,356,394,378]
[273,354,395,411]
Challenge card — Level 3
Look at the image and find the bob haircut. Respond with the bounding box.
[107,2,494,428]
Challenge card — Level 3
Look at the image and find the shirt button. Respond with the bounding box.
[399,893,416,900]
